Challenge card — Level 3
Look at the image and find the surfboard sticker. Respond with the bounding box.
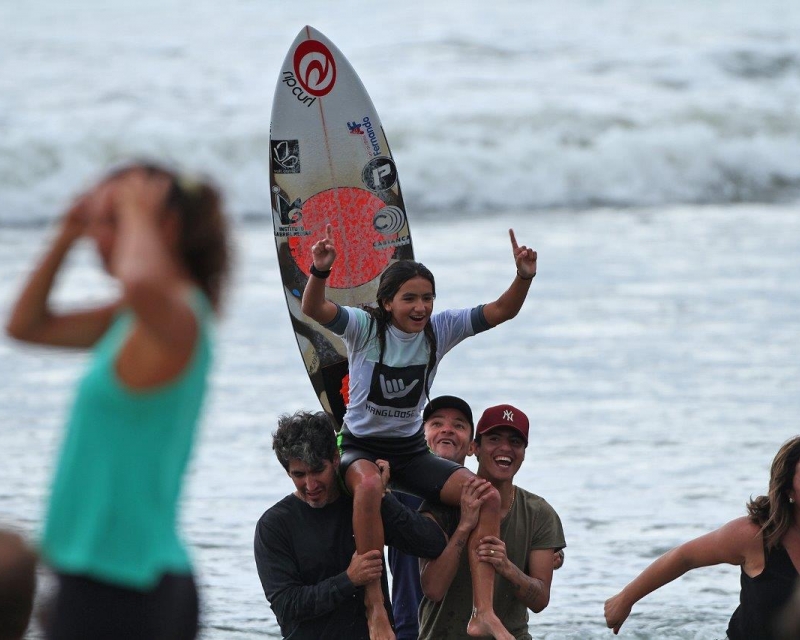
[270,26,413,428]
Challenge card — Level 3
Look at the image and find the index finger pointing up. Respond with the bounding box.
[509,228,519,251]
[325,223,334,241]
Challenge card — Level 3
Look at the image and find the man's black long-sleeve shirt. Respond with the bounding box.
[254,492,446,639]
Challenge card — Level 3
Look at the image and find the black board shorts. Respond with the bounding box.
[45,572,198,640]
[338,426,463,502]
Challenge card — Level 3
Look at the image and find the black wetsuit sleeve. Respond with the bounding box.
[254,512,356,630]
[471,304,491,333]
[382,493,447,558]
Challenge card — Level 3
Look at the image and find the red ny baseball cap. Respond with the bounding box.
[475,404,529,445]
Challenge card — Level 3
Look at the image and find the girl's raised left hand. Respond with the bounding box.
[509,228,537,279]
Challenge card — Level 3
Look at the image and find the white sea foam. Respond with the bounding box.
[1,0,799,223]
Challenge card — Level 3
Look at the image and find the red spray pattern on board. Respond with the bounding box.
[288,187,398,289]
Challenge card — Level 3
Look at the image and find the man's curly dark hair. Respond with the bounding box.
[272,411,338,472]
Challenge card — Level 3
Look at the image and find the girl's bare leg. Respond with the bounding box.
[440,468,513,640]
[346,460,395,640]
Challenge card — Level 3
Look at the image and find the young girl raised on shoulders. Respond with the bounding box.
[302,225,536,640]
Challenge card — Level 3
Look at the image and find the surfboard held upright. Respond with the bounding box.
[270,26,414,427]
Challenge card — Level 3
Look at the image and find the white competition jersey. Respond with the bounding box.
[326,305,487,438]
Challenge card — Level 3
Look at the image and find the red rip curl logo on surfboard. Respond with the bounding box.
[293,40,337,97]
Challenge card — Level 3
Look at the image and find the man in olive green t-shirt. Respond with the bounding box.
[418,403,566,640]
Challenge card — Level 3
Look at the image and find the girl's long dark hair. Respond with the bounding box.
[367,260,437,401]
[746,436,800,550]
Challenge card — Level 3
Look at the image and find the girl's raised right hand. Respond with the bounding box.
[311,223,336,270]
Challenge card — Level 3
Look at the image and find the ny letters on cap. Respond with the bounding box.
[475,404,529,445]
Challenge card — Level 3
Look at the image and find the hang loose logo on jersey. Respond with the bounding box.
[367,363,425,412]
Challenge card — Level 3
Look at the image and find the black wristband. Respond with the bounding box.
[310,263,332,279]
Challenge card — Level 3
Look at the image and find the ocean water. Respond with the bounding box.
[1,1,799,639]
[1,0,799,221]
[3,207,799,639]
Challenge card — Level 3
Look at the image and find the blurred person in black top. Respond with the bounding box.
[0,530,37,640]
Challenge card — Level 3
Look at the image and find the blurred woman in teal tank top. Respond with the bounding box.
[6,162,231,640]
